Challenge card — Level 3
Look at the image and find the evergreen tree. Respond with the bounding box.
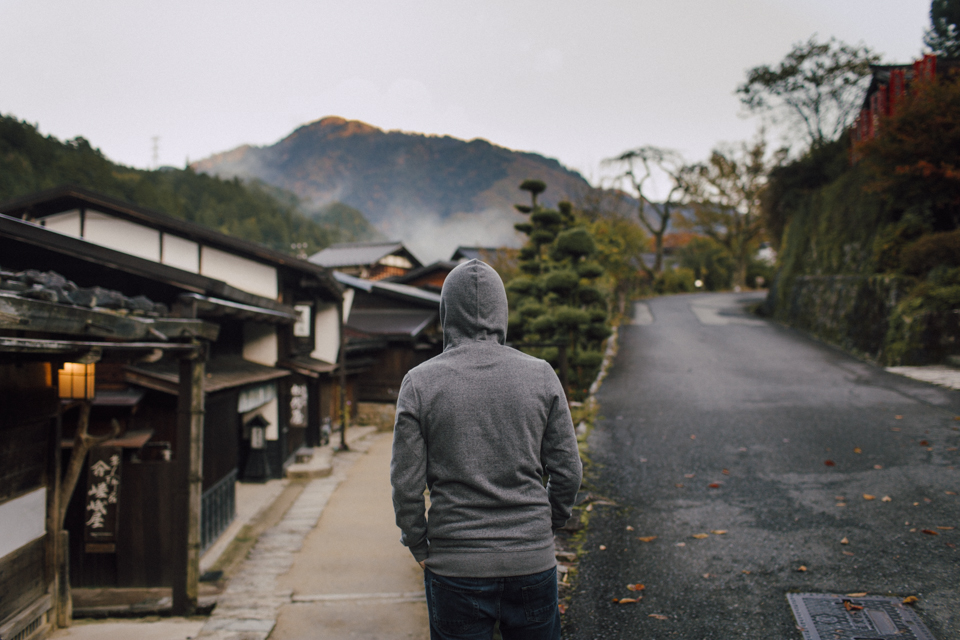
[506,180,611,400]
[925,0,960,57]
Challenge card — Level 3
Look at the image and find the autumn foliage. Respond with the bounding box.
[858,69,960,231]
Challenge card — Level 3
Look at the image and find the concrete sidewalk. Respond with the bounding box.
[270,432,428,640]
[51,428,427,640]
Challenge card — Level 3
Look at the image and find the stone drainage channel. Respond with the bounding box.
[196,433,423,640]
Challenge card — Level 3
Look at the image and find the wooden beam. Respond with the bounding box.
[172,347,204,615]
[0,293,219,342]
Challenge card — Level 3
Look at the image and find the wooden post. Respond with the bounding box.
[172,347,204,615]
[337,300,349,451]
[57,530,71,627]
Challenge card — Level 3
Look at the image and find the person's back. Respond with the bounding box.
[391,259,582,640]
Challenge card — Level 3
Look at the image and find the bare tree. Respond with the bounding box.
[678,135,786,288]
[737,36,879,149]
[603,146,686,276]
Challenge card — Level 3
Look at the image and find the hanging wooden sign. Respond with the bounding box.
[84,446,122,553]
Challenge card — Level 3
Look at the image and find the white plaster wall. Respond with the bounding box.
[243,323,278,366]
[162,234,200,272]
[0,488,46,559]
[40,210,81,237]
[242,397,280,441]
[311,302,340,364]
[342,288,355,323]
[201,246,278,299]
[84,211,161,262]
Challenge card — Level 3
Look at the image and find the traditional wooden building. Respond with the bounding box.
[384,260,458,293]
[333,272,441,404]
[309,241,422,281]
[0,261,215,637]
[0,187,344,599]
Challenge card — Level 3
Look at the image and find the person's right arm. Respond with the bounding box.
[390,374,430,562]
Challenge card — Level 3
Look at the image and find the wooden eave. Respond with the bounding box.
[0,292,219,342]
[0,185,343,300]
[0,213,294,313]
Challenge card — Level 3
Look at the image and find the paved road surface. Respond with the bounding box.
[563,292,960,639]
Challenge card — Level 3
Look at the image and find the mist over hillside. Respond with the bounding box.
[192,117,592,262]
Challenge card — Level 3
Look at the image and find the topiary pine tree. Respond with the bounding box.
[506,180,611,400]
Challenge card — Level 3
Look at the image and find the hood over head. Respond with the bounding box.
[439,259,508,349]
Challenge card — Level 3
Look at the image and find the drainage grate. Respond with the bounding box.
[787,593,936,640]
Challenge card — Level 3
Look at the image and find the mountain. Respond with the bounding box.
[0,113,343,256]
[192,117,593,261]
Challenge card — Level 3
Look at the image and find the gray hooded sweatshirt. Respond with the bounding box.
[390,259,582,577]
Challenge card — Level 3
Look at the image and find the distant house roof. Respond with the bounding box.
[0,185,341,300]
[450,246,501,262]
[333,271,441,307]
[384,260,458,291]
[309,241,422,270]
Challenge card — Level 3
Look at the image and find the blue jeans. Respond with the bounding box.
[424,566,561,640]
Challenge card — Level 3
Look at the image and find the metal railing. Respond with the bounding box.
[200,468,237,553]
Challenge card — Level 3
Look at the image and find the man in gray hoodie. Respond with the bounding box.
[391,259,582,640]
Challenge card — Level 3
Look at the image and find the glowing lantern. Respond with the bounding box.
[58,363,96,399]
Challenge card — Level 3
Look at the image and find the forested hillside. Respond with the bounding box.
[192,117,592,258]
[0,114,377,254]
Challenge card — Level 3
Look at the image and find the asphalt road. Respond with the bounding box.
[562,292,960,639]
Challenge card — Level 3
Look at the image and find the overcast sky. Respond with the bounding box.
[2,0,932,186]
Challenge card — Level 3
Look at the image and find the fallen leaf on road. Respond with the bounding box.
[692,533,709,539]
[925,497,933,502]
[891,427,901,432]
[854,447,862,454]
[615,597,641,604]
[626,583,645,591]
[637,536,657,543]
[863,494,876,501]
[921,529,939,535]
[874,464,883,469]
[903,596,919,604]
[702,573,712,578]
[896,415,903,420]
[841,537,849,544]
[708,483,721,488]
[947,491,958,496]
[599,545,607,550]
[626,525,634,531]
[844,601,864,611]
[722,469,730,475]
[675,483,685,488]
[882,496,892,502]
[558,603,567,614]
[937,526,954,530]
[742,570,751,574]
[846,592,867,597]
[738,447,748,452]
[842,551,855,556]
[684,473,695,478]
[797,565,807,572]
[948,447,958,451]
[711,530,727,535]
[648,614,668,620]
[835,496,845,500]
[586,504,593,511]
[919,440,930,446]
[675,542,686,547]
[836,502,847,507]
[824,460,836,467]
[690,435,696,440]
